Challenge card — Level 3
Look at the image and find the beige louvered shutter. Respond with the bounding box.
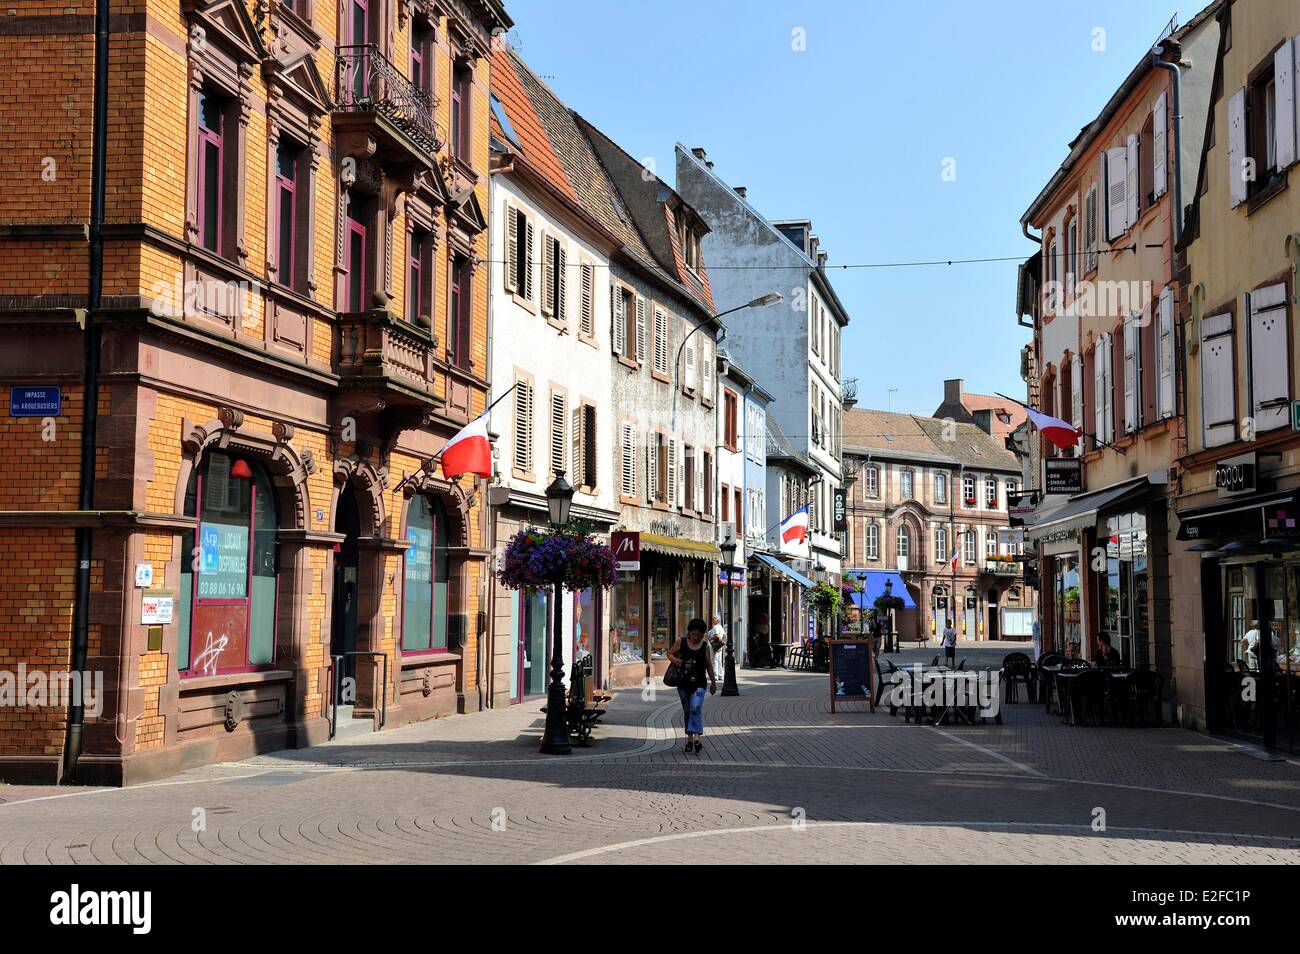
[1152,92,1168,198]
[620,423,636,498]
[667,438,678,507]
[580,263,593,336]
[555,244,566,323]
[513,381,533,473]
[541,235,555,317]
[571,405,583,487]
[1228,88,1247,208]
[635,297,647,364]
[504,205,518,294]
[523,218,535,301]
[611,284,625,356]
[549,392,566,477]
[684,335,696,388]
[1105,147,1127,240]
[653,308,667,374]
[1202,312,1236,446]
[1125,134,1139,228]
[1123,316,1137,433]
[1158,288,1175,419]
[1093,341,1105,448]
[1071,353,1083,454]
[1084,186,1097,272]
[702,338,713,399]
[647,437,658,502]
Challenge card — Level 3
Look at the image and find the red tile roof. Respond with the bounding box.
[489,46,576,203]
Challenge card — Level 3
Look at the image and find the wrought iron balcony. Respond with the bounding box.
[334,44,442,157]
[982,558,1020,577]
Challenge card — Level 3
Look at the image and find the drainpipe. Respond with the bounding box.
[63,0,110,783]
[1151,50,1184,246]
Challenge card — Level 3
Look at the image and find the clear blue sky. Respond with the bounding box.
[502,0,1198,415]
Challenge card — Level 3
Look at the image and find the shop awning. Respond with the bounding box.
[638,532,722,562]
[1026,477,1152,541]
[752,552,814,588]
[1175,492,1297,542]
[845,569,917,609]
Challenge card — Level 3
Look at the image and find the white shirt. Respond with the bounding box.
[942,627,957,648]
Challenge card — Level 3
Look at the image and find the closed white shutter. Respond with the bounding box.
[549,391,566,476]
[1084,186,1098,272]
[1158,287,1175,418]
[611,284,625,356]
[1125,133,1140,227]
[620,423,636,498]
[1277,38,1297,170]
[1123,316,1138,433]
[1250,283,1289,432]
[504,204,518,294]
[635,296,647,364]
[1106,147,1128,239]
[541,234,555,317]
[1201,312,1236,447]
[653,308,668,374]
[554,244,566,323]
[1152,92,1168,198]
[523,217,535,301]
[512,380,533,473]
[1093,345,1105,449]
[572,405,583,487]
[684,336,696,388]
[647,437,658,502]
[1071,353,1083,453]
[580,263,593,337]
[1228,87,1248,208]
[701,338,713,400]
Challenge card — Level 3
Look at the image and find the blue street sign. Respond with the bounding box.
[9,386,61,417]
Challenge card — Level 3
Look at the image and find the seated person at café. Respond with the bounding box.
[1095,632,1123,668]
[1064,640,1082,661]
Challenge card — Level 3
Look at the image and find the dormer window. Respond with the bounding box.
[677,213,701,272]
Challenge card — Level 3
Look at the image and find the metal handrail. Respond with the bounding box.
[329,651,389,740]
[334,44,443,152]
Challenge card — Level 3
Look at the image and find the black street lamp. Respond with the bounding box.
[719,537,740,697]
[856,570,869,641]
[539,469,575,755]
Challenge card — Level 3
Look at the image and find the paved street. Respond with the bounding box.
[1,643,1297,865]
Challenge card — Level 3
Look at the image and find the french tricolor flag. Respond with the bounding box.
[779,505,810,550]
[1025,406,1082,451]
[440,413,493,480]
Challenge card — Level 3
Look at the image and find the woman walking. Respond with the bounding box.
[668,618,717,754]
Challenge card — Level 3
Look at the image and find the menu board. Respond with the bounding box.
[829,639,875,713]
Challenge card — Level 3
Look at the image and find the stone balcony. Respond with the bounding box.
[335,309,442,413]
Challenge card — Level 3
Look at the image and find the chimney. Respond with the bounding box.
[808,234,819,259]
[943,378,963,407]
[734,185,747,198]
[691,146,713,170]
[816,250,827,268]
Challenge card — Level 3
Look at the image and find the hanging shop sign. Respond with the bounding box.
[610,531,641,572]
[1215,452,1257,497]
[1008,490,1039,526]
[833,487,847,532]
[1044,458,1083,495]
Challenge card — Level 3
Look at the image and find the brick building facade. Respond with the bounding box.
[0,0,511,784]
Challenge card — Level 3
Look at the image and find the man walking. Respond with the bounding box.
[942,620,958,667]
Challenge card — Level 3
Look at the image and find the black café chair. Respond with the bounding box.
[1002,652,1034,703]
[930,654,940,666]
[1037,653,1065,713]
[1071,670,1109,725]
[1129,670,1165,726]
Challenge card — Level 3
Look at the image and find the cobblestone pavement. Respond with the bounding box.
[1,658,1298,864]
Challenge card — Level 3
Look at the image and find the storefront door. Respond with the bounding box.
[1218,563,1298,752]
[330,486,361,682]
[518,589,550,700]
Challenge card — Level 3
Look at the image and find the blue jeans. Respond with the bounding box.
[679,686,706,736]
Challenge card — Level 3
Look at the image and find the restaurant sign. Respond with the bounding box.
[1215,452,1256,497]
[1044,458,1083,495]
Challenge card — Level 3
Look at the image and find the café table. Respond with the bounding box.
[1040,662,1063,713]
[931,670,980,726]
[1055,670,1082,724]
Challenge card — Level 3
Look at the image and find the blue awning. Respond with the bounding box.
[752,552,814,588]
[845,570,916,609]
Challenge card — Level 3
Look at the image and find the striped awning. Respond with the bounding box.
[638,533,721,562]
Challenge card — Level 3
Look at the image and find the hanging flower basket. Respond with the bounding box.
[496,526,618,593]
[874,594,906,613]
[808,582,842,622]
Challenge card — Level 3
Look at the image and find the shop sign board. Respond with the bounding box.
[611,531,640,572]
[1044,458,1082,495]
[1215,452,1256,497]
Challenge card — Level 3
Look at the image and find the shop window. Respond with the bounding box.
[402,495,450,653]
[611,576,644,665]
[178,450,278,675]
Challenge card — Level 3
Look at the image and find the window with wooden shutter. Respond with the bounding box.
[548,391,566,478]
[1106,147,1128,239]
[611,287,626,358]
[1228,87,1248,207]
[1276,38,1297,171]
[701,337,713,402]
[1123,315,1138,433]
[666,438,677,507]
[1157,288,1175,419]
[583,404,597,489]
[647,434,659,502]
[512,379,533,475]
[1093,343,1105,449]
[1084,185,1098,272]
[683,444,694,511]
[620,422,636,498]
[653,307,668,375]
[683,335,696,392]
[1250,283,1289,432]
[571,405,583,490]
[541,232,555,317]
[1125,133,1139,227]
[702,450,711,516]
[580,263,594,337]
[635,296,647,365]
[1201,312,1236,447]
[504,203,518,294]
[1152,91,1168,197]
[553,242,566,324]
[523,217,535,301]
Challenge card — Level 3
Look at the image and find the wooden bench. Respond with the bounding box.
[540,660,605,746]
